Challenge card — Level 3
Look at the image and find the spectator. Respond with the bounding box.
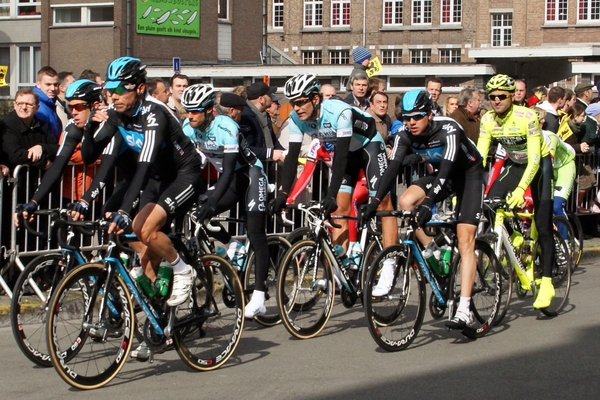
[526,85,547,107]
[33,66,62,140]
[320,83,337,100]
[562,88,576,112]
[347,46,371,90]
[146,78,170,104]
[443,94,459,116]
[167,73,189,121]
[267,94,282,136]
[55,71,75,127]
[79,69,102,85]
[232,85,248,100]
[575,82,599,150]
[513,79,527,106]
[367,90,392,148]
[450,86,482,143]
[217,92,246,123]
[366,77,386,99]
[538,86,566,133]
[343,72,369,110]
[425,77,443,115]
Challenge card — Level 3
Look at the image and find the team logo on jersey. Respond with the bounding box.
[146,112,158,127]
[323,123,332,128]
[353,120,368,131]
[141,105,152,115]
[442,123,457,133]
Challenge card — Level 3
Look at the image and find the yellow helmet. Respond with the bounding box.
[486,74,516,93]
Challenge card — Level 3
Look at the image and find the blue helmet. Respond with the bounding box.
[104,57,146,90]
[65,79,102,103]
[401,89,433,115]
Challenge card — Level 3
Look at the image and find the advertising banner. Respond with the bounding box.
[136,0,200,38]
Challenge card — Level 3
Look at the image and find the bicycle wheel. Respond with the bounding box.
[243,235,291,327]
[46,263,135,390]
[449,239,501,338]
[359,237,383,294]
[11,253,66,367]
[566,211,583,268]
[536,231,572,317]
[277,239,335,339]
[285,226,311,245]
[553,215,577,272]
[175,254,244,371]
[364,244,426,352]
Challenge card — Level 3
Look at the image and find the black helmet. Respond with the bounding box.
[401,89,433,115]
[65,79,102,103]
[104,57,147,90]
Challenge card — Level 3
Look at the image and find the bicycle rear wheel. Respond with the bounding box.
[243,235,291,326]
[175,254,244,371]
[46,263,134,390]
[553,215,579,271]
[536,231,572,316]
[11,253,65,367]
[277,239,335,339]
[449,239,501,338]
[566,211,583,269]
[364,244,426,352]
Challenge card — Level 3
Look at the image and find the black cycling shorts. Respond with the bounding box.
[140,169,202,217]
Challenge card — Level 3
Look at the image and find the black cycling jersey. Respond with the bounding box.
[81,94,201,215]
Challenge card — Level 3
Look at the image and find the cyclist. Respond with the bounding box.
[181,84,270,318]
[17,79,103,223]
[271,73,397,255]
[364,89,485,329]
[81,57,203,307]
[477,74,555,310]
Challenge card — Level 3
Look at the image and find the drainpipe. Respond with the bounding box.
[262,0,267,64]
[362,0,366,46]
[126,0,132,56]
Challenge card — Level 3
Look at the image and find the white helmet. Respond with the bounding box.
[284,73,320,100]
[181,84,216,111]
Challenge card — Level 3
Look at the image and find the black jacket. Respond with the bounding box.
[239,104,284,161]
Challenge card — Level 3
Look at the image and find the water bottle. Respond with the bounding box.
[215,246,227,258]
[130,267,157,298]
[348,242,362,270]
[154,263,173,298]
[120,252,130,267]
[423,242,441,275]
[333,244,352,269]
[439,245,452,275]
[232,244,246,269]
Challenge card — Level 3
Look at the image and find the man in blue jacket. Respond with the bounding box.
[33,66,62,140]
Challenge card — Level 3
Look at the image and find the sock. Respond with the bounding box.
[249,290,265,304]
[541,276,552,287]
[170,254,189,274]
[458,296,471,315]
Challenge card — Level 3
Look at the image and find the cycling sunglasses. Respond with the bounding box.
[290,98,312,107]
[489,94,510,101]
[105,83,137,96]
[401,112,428,122]
[68,103,90,112]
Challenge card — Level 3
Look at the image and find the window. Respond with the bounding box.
[302,50,322,64]
[546,0,568,21]
[491,13,512,47]
[410,49,431,63]
[18,0,41,17]
[331,0,350,26]
[412,0,432,24]
[383,0,403,25]
[218,0,229,20]
[578,0,600,21]
[0,47,9,97]
[381,49,402,64]
[441,0,461,24]
[329,50,349,64]
[18,45,41,86]
[304,0,323,27]
[53,4,114,26]
[0,0,10,18]
[273,0,284,28]
[440,49,460,63]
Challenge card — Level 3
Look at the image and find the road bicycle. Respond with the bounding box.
[363,211,501,352]
[45,220,245,390]
[480,199,571,324]
[276,201,383,339]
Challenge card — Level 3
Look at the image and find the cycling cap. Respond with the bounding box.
[401,89,433,115]
[486,74,516,93]
[105,57,147,90]
[65,79,102,103]
[181,84,216,111]
[284,73,320,100]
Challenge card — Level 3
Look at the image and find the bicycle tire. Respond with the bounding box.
[449,239,501,338]
[11,253,66,367]
[566,211,583,268]
[536,230,572,316]
[285,226,311,245]
[243,235,291,326]
[553,215,577,272]
[359,238,383,294]
[46,263,135,390]
[174,254,244,371]
[364,244,426,352]
[277,239,335,339]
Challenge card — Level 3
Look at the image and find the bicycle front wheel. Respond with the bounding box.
[449,239,501,338]
[364,244,426,352]
[175,254,244,371]
[243,235,291,327]
[46,263,135,390]
[277,239,335,339]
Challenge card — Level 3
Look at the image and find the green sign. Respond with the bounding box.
[136,0,200,38]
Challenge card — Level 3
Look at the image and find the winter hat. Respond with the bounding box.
[352,46,371,64]
[585,103,600,117]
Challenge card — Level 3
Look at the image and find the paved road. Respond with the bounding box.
[1,259,599,399]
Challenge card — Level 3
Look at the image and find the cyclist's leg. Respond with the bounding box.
[553,160,576,239]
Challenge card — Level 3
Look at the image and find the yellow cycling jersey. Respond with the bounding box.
[478,105,550,192]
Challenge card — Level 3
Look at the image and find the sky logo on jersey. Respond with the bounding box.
[145,112,158,127]
[413,147,443,162]
[119,126,144,152]
[141,105,152,115]
[442,123,456,133]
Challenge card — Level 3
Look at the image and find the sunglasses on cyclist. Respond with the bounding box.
[489,94,510,101]
[401,112,428,122]
[290,98,312,107]
[184,108,205,115]
[69,103,90,112]
[106,83,137,96]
